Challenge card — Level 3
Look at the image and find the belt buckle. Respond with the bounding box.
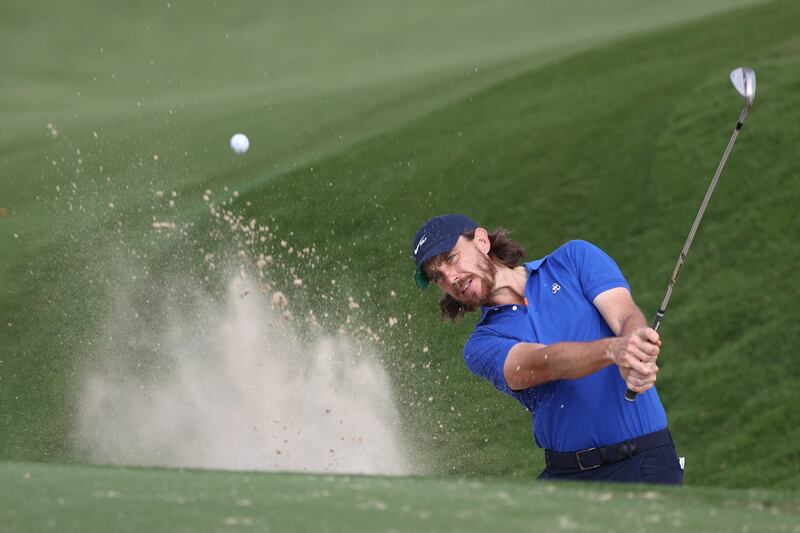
[576,447,600,471]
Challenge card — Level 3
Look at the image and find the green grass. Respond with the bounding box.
[2,0,800,528]
[2,462,799,533]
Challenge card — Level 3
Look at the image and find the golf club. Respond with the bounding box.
[625,66,756,402]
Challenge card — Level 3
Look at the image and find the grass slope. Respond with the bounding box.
[2,462,799,533]
[1,0,798,494]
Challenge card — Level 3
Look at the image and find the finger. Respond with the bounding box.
[626,335,659,360]
[639,343,661,360]
[626,374,657,393]
[627,364,659,381]
[636,360,659,377]
[623,353,652,375]
[643,327,660,344]
[628,344,659,364]
[630,359,658,378]
[624,339,652,364]
[632,334,661,356]
[630,344,660,363]
[628,381,654,394]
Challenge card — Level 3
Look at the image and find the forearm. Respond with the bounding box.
[618,308,648,336]
[504,339,615,391]
[594,287,648,336]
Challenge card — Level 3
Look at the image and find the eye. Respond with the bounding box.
[447,254,456,264]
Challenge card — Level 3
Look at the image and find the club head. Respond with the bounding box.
[730,67,756,107]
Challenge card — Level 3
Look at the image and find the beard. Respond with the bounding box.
[456,254,497,307]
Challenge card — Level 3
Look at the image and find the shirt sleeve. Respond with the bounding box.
[463,328,519,396]
[565,240,630,301]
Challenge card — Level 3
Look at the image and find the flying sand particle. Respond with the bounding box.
[271,291,288,308]
[258,282,271,293]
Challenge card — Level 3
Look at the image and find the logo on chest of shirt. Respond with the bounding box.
[551,282,561,294]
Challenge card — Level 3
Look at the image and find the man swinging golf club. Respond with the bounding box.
[411,214,683,484]
[411,68,756,484]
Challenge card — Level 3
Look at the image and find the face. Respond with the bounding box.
[425,232,496,307]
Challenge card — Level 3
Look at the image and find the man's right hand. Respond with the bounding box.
[607,327,660,393]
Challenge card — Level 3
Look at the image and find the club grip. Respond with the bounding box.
[624,309,664,403]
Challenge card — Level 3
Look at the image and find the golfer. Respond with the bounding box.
[411,214,683,484]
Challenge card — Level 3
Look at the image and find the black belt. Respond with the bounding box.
[544,429,674,472]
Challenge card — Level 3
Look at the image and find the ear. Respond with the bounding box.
[473,227,491,254]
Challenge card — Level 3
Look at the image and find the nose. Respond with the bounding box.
[443,266,460,286]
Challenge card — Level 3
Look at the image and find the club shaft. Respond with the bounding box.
[656,106,748,323]
[624,105,750,402]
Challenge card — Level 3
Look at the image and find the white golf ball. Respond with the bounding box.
[230,133,249,154]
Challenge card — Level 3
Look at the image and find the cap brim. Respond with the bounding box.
[415,266,430,290]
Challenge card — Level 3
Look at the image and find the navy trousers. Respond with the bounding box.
[538,442,684,484]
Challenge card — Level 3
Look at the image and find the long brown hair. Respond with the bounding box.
[438,227,526,321]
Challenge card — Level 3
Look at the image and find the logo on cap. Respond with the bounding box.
[414,235,427,256]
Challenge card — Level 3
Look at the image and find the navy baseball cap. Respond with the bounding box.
[411,214,478,289]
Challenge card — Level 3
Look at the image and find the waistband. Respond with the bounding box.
[544,429,674,472]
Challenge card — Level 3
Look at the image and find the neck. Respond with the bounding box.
[487,264,528,306]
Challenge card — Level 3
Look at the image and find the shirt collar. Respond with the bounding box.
[524,257,547,273]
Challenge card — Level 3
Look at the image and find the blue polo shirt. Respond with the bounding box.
[463,240,667,452]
